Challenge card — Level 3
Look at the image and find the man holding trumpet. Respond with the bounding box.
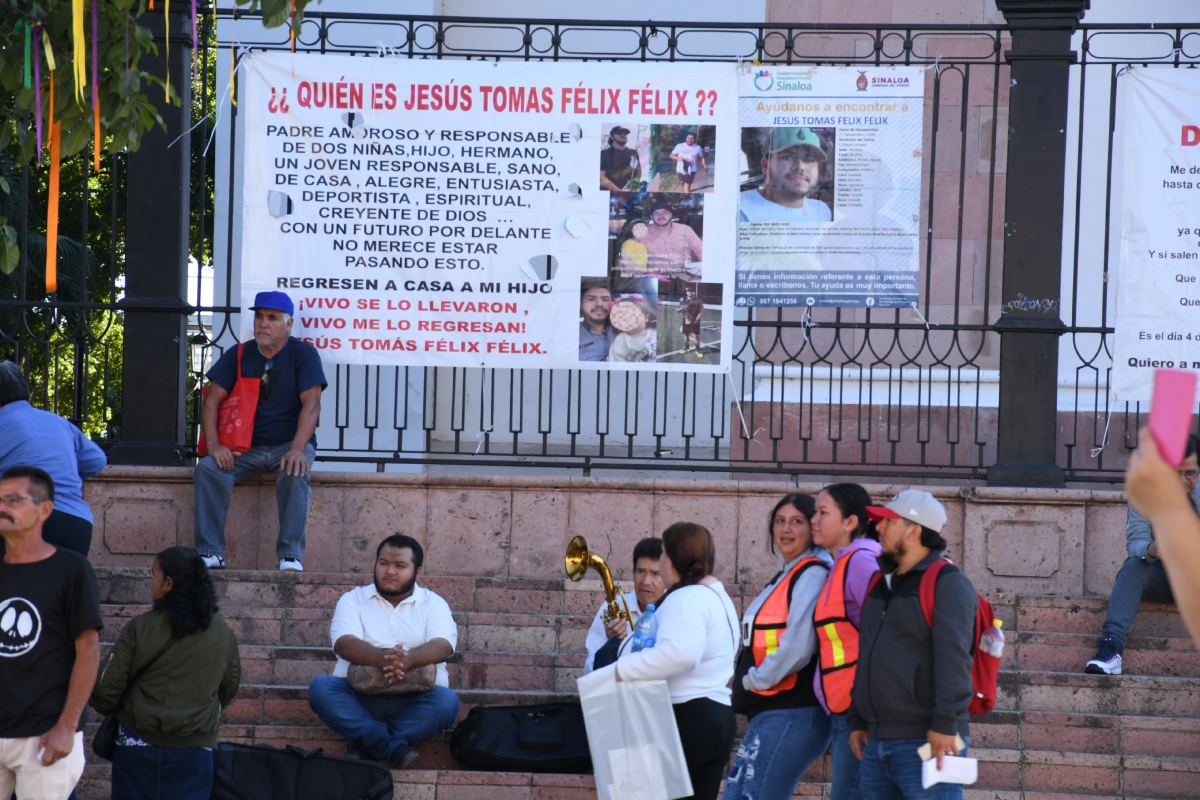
[583,537,664,673]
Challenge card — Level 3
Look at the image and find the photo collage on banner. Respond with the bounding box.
[594,122,723,366]
[735,65,925,309]
[1111,68,1200,400]
[239,53,738,372]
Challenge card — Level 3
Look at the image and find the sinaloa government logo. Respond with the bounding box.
[0,597,42,657]
[753,69,774,92]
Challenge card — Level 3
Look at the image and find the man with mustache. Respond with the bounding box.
[739,128,833,224]
[307,535,459,770]
[0,466,101,800]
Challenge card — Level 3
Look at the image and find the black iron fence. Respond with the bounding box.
[2,7,1191,483]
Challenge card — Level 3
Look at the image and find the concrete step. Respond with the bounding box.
[997,669,1200,717]
[1013,631,1200,677]
[75,737,1200,799]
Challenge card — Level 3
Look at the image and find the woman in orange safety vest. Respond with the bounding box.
[723,494,833,800]
[811,483,882,800]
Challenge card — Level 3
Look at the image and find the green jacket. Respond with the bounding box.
[91,609,241,749]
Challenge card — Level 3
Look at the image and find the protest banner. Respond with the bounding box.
[1112,68,1200,400]
[735,65,925,309]
[238,52,737,371]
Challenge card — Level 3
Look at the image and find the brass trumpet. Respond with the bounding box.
[565,535,633,625]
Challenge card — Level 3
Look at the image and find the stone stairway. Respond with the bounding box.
[79,569,1200,799]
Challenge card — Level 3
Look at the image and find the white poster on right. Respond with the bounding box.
[1112,68,1200,401]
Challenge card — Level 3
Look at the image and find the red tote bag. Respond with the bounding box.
[197,344,262,457]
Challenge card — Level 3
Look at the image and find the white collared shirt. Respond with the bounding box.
[329,583,458,687]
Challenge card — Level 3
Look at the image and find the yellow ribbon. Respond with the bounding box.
[42,29,57,71]
[72,0,86,104]
[164,0,170,102]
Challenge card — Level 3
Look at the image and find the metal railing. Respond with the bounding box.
[3,10,1195,482]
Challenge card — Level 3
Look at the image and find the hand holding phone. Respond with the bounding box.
[1148,369,1198,467]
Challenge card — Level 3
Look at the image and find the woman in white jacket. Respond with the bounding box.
[615,522,740,800]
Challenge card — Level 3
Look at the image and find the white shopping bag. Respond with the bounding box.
[576,665,693,800]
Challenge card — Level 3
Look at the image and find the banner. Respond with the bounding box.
[1112,69,1200,400]
[239,53,738,371]
[734,65,925,309]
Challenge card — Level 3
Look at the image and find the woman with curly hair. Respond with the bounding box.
[91,547,240,799]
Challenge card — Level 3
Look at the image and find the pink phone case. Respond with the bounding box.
[1149,369,1198,467]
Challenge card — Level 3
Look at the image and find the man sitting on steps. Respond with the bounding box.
[308,535,460,770]
[1086,434,1200,675]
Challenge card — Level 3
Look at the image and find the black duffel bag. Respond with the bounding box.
[449,703,592,773]
[211,743,393,800]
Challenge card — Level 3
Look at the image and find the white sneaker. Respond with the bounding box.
[201,554,226,570]
[279,558,304,572]
[1085,637,1123,675]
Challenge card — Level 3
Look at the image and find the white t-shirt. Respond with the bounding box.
[615,582,739,705]
[583,591,642,674]
[738,188,832,223]
[672,142,704,174]
[328,583,458,687]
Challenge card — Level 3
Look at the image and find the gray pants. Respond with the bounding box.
[193,442,315,561]
[1101,557,1175,649]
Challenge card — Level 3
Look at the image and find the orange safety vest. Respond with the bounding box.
[813,549,877,713]
[747,556,827,696]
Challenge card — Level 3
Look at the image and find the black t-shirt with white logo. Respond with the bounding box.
[0,549,103,737]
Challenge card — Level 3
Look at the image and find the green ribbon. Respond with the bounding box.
[16,18,32,90]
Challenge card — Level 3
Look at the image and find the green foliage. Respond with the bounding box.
[233,0,319,32]
[0,0,173,167]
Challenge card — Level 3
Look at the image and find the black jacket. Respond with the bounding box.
[846,549,976,739]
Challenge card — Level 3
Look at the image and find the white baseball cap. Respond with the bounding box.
[866,489,947,532]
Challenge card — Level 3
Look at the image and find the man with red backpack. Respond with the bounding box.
[846,490,979,800]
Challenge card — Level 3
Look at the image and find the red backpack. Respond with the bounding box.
[866,559,1000,715]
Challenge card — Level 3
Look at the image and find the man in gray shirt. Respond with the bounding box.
[579,280,615,362]
[1086,434,1200,675]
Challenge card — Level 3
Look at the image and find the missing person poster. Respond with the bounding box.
[735,65,925,308]
[238,52,738,371]
[1112,68,1200,401]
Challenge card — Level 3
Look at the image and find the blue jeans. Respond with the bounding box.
[722,706,830,800]
[308,676,460,760]
[111,744,213,800]
[857,735,970,800]
[1101,557,1174,649]
[829,712,862,800]
[193,442,315,560]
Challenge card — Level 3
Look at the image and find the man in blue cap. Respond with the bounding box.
[194,291,327,571]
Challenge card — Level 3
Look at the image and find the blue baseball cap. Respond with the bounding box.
[249,290,294,316]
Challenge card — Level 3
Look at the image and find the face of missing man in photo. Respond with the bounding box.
[610,130,629,148]
[581,286,613,331]
[685,134,695,145]
[762,145,822,200]
[651,207,673,227]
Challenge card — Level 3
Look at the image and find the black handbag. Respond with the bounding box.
[92,637,178,761]
[449,703,592,773]
[211,743,393,800]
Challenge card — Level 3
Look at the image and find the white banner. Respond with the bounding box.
[239,53,738,371]
[1113,69,1200,400]
[734,65,925,309]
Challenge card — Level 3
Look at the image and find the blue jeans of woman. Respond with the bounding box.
[111,743,214,800]
[829,712,862,800]
[857,735,970,800]
[721,706,830,800]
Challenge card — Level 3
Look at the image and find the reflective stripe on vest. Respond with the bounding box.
[748,556,826,697]
[813,549,875,714]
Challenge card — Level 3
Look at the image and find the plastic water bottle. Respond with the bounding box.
[630,604,659,653]
[979,619,1005,658]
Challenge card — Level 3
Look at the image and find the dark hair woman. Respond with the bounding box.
[614,523,740,800]
[809,484,883,800]
[91,547,240,800]
[722,494,833,800]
